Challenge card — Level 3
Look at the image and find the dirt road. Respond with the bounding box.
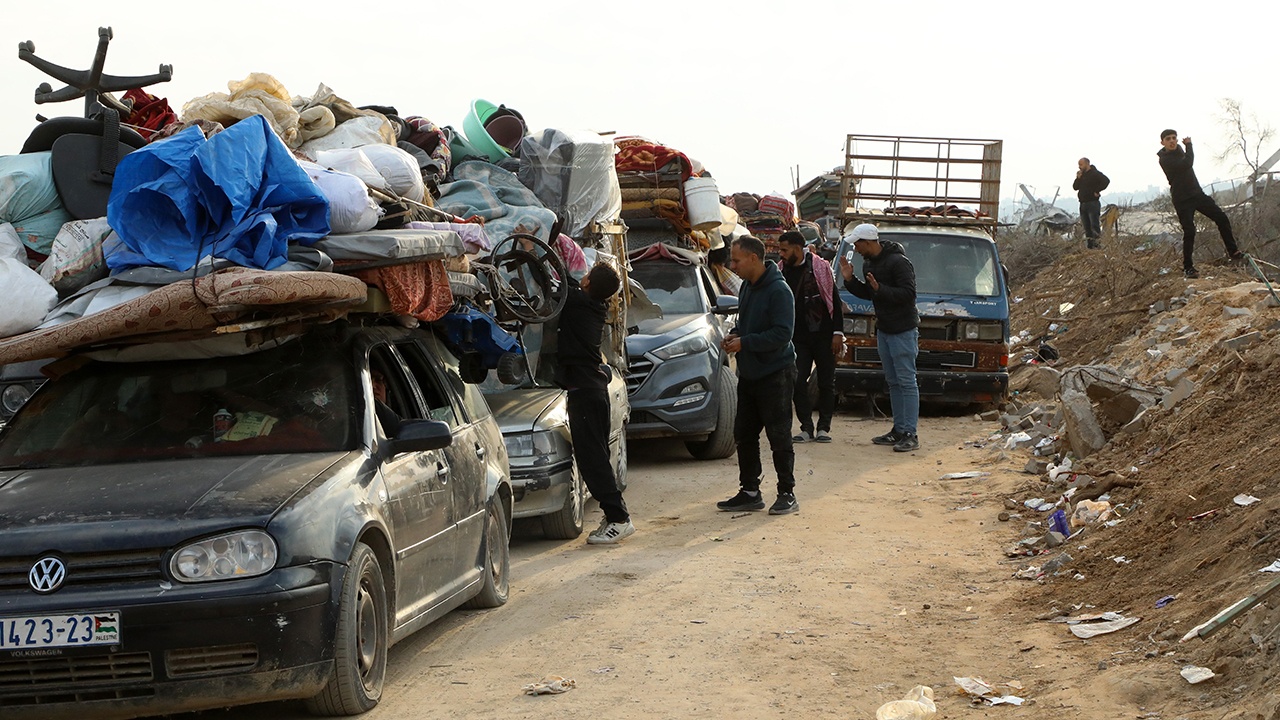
[190,412,1129,719]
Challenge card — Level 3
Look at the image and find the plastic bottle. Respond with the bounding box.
[876,685,937,720]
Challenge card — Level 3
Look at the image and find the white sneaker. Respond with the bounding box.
[587,520,635,545]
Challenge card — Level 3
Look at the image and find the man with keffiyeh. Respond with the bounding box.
[778,231,843,444]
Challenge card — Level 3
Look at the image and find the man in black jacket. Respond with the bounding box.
[1073,158,1110,249]
[1158,129,1244,278]
[716,235,799,515]
[555,263,633,544]
[839,223,920,452]
[778,230,843,443]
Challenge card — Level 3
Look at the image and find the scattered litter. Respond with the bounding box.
[1234,494,1261,507]
[1111,556,1131,564]
[1004,432,1031,449]
[1014,566,1041,580]
[1069,615,1141,638]
[1259,560,1280,573]
[1072,500,1112,528]
[1155,595,1177,608]
[938,471,990,480]
[1188,509,1218,521]
[690,619,707,624]
[953,676,1025,707]
[1024,498,1054,512]
[1049,509,1070,537]
[711,536,726,542]
[1180,665,1215,684]
[1058,302,1075,315]
[875,684,936,720]
[592,666,614,674]
[522,676,576,695]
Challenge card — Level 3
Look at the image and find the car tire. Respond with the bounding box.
[685,365,737,461]
[615,435,628,491]
[306,542,387,716]
[462,501,510,609]
[541,465,585,539]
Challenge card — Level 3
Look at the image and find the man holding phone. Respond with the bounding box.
[839,223,920,452]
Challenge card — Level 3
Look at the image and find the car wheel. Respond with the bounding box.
[685,365,737,460]
[541,465,585,539]
[462,501,510,609]
[306,542,387,716]
[615,435,628,491]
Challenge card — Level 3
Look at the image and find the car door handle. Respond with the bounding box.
[474,443,487,460]
[436,461,450,482]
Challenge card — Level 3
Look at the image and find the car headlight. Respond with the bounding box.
[652,333,711,361]
[959,322,1004,341]
[171,530,278,583]
[843,317,872,336]
[2,384,32,415]
[504,429,559,458]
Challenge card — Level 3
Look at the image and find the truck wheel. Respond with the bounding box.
[685,366,737,461]
[541,466,585,539]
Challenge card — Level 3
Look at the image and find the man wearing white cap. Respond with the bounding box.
[839,223,920,452]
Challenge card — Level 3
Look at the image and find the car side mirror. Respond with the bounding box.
[386,419,453,455]
[712,295,739,315]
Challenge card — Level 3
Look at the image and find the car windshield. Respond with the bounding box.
[0,342,358,469]
[840,233,1000,297]
[630,259,704,315]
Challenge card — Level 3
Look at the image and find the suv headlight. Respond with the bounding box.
[843,318,872,336]
[652,333,711,361]
[171,530,278,583]
[2,384,32,415]
[504,429,559,458]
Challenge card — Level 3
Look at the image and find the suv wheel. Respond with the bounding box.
[685,365,737,460]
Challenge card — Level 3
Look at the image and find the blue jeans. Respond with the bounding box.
[878,328,919,436]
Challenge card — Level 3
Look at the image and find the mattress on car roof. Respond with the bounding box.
[0,267,368,365]
[312,229,464,262]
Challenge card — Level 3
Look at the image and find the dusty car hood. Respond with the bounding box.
[0,452,348,527]
[484,388,563,433]
[627,314,711,355]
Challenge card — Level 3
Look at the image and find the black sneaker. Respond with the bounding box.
[1184,267,1199,279]
[893,433,920,452]
[768,493,799,515]
[872,430,903,446]
[717,490,765,512]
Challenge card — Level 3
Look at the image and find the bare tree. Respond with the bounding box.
[1217,98,1275,179]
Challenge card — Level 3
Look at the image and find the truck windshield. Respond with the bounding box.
[630,260,704,315]
[841,233,1000,297]
[0,345,358,469]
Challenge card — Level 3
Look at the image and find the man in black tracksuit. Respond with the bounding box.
[778,230,843,443]
[1073,158,1110,248]
[1158,129,1243,278]
[716,235,799,516]
[555,264,633,544]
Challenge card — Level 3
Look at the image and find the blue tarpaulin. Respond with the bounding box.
[106,115,330,272]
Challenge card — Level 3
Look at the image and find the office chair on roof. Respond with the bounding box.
[17,27,172,219]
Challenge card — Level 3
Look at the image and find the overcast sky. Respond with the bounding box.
[4,1,1277,220]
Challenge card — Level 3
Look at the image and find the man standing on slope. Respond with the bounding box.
[716,235,799,516]
[839,223,920,453]
[1074,157,1110,249]
[1158,129,1244,278]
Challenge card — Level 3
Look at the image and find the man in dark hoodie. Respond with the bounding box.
[1158,129,1244,278]
[716,235,799,515]
[778,230,843,443]
[555,263,633,544]
[839,223,920,452]
[1073,158,1110,249]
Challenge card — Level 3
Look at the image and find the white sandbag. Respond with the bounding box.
[359,144,426,203]
[299,115,391,156]
[299,161,382,234]
[38,218,113,295]
[0,257,58,337]
[0,222,26,261]
[313,149,390,192]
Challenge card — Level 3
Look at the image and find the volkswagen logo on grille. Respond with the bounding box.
[29,557,66,594]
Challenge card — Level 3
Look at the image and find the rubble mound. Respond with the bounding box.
[1001,237,1280,715]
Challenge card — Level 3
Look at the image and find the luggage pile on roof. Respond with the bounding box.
[0,30,633,364]
[723,191,798,257]
[613,136,737,253]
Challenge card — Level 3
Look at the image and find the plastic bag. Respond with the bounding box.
[0,257,58,337]
[1,222,27,261]
[876,685,936,720]
[518,128,622,236]
[313,149,390,192]
[181,72,301,148]
[1071,499,1112,528]
[0,152,72,256]
[38,218,113,295]
[359,144,425,203]
[299,161,382,234]
[299,116,393,157]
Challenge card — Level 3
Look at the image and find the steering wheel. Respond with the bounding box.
[482,233,569,324]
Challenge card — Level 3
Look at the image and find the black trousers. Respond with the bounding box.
[734,366,796,494]
[1080,199,1102,243]
[566,388,629,523]
[1175,195,1239,270]
[793,333,836,434]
